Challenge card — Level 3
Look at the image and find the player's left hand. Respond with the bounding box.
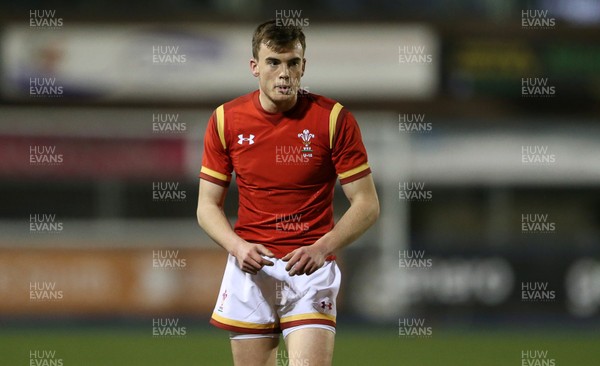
[282,245,327,276]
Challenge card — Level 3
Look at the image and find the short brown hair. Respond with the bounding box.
[252,20,306,59]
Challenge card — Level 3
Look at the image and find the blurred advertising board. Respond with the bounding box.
[1,23,438,102]
[443,35,600,99]
[0,248,226,316]
[353,252,600,321]
[397,253,600,318]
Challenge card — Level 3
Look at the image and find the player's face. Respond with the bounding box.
[250,41,306,112]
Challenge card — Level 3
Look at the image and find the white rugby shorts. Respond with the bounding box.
[210,254,341,336]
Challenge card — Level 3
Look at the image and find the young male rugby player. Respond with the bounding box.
[197,20,379,366]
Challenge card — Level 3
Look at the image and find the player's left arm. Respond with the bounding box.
[283,174,379,275]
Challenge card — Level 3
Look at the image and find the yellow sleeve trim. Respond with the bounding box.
[329,102,344,149]
[280,312,336,323]
[216,104,226,150]
[201,166,230,182]
[211,312,278,330]
[338,163,370,180]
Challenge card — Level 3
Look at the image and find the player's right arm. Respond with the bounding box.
[197,170,274,275]
[198,107,274,274]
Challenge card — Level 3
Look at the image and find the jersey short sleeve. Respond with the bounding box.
[199,108,233,187]
[331,110,371,185]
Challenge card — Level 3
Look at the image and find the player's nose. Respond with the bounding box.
[278,64,290,78]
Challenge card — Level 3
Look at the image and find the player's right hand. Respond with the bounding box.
[232,241,274,275]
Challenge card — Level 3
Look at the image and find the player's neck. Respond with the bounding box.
[258,92,297,114]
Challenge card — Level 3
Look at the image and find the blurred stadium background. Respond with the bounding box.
[1,0,600,365]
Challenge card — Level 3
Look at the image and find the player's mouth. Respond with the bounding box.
[275,85,292,94]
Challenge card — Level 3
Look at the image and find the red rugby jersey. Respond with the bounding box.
[199,90,371,258]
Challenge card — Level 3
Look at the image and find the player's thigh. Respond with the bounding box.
[231,337,279,366]
[285,328,335,366]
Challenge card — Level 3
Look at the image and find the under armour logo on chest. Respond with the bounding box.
[238,134,255,145]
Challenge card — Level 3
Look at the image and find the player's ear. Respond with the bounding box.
[301,58,306,77]
[250,58,259,77]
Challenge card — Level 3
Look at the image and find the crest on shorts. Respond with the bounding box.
[217,290,228,312]
[298,129,314,158]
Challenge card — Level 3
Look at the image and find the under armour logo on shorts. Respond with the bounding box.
[320,301,332,310]
[238,134,255,145]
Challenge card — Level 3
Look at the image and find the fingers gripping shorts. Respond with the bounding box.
[210,254,341,337]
